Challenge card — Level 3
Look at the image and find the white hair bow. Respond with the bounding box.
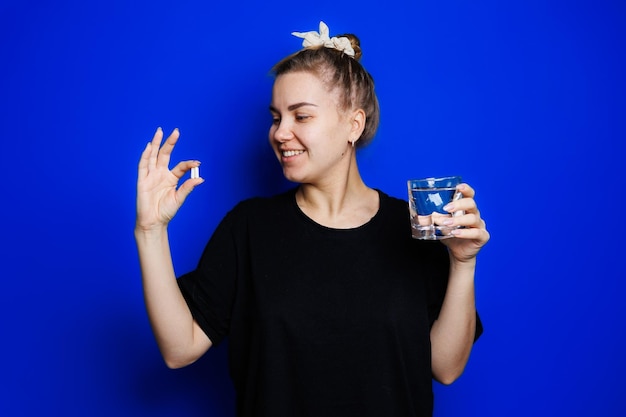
[291,21,355,57]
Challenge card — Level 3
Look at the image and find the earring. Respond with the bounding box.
[351,139,355,148]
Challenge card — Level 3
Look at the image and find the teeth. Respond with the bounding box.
[282,150,304,157]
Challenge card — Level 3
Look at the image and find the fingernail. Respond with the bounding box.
[443,204,453,212]
[443,219,454,226]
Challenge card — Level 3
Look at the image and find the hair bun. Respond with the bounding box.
[340,33,362,61]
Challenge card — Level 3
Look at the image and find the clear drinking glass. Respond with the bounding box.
[407,176,464,240]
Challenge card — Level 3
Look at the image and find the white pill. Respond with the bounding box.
[191,166,199,179]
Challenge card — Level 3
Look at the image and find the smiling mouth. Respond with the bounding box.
[282,150,305,157]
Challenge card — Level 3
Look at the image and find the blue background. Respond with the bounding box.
[1,0,625,416]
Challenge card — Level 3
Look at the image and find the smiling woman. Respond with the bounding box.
[135,21,489,417]
[3,0,625,415]
[268,72,364,187]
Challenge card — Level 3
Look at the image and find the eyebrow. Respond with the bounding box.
[269,102,318,113]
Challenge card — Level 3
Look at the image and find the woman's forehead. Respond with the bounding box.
[274,71,323,91]
[272,72,340,107]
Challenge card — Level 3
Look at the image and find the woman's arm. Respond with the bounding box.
[135,128,211,368]
[430,257,477,384]
[135,226,212,368]
[430,183,489,384]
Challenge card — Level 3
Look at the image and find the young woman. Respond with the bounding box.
[135,21,489,417]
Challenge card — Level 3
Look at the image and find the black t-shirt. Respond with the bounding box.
[178,188,482,417]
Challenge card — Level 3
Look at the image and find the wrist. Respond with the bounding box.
[134,223,168,241]
[448,254,477,272]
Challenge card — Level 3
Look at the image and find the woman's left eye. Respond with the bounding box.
[295,114,310,121]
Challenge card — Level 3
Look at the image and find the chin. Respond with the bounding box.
[281,168,307,184]
[282,172,302,184]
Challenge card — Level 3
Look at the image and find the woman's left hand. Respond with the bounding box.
[440,183,490,263]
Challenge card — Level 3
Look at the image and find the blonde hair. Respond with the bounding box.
[271,34,380,147]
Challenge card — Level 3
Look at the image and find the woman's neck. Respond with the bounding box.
[296,170,379,229]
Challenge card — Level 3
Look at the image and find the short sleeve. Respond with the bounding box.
[177,207,241,346]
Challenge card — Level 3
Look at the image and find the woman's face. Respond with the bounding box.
[269,71,355,185]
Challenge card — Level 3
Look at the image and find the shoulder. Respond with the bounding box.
[205,188,297,246]
[376,188,449,256]
[377,189,407,206]
[376,189,410,218]
[225,188,297,222]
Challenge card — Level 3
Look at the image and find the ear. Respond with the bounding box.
[349,108,366,144]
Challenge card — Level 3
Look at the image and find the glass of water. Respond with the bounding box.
[407,176,464,240]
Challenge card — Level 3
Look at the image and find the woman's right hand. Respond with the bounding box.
[136,127,203,232]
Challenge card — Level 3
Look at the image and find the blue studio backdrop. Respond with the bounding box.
[1,1,625,416]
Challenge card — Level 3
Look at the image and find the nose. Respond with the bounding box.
[272,121,294,143]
